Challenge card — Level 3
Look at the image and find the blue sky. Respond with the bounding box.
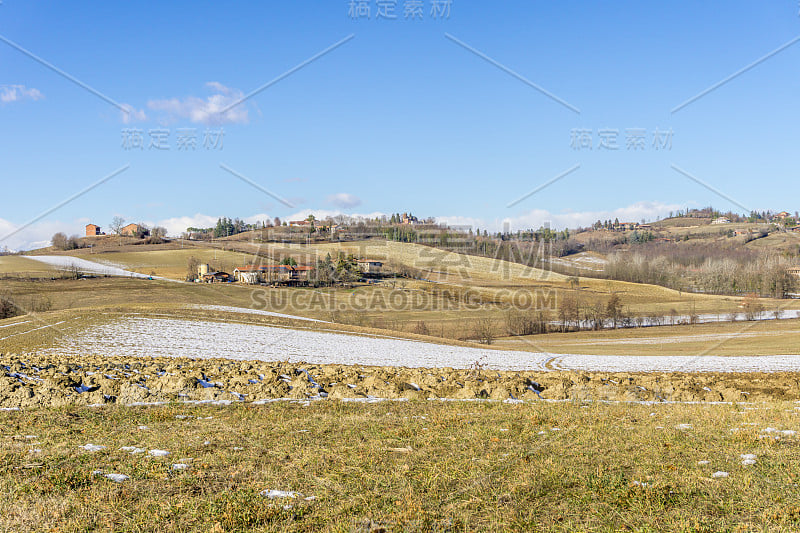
[1,1,799,249]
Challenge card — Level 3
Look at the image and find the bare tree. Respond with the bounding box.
[133,224,150,239]
[606,293,622,328]
[186,256,200,282]
[558,293,579,332]
[51,232,68,250]
[51,233,81,250]
[110,216,125,235]
[0,293,20,319]
[149,226,167,244]
[412,321,430,336]
[67,264,81,280]
[473,318,496,345]
[742,293,764,321]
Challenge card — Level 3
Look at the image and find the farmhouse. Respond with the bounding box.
[232,266,261,285]
[201,271,231,283]
[85,224,103,237]
[357,260,384,276]
[711,217,730,225]
[289,220,311,228]
[788,266,800,278]
[401,213,419,225]
[776,211,791,220]
[233,264,312,285]
[121,223,142,236]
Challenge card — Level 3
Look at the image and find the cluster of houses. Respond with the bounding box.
[287,220,341,232]
[713,212,798,226]
[400,213,419,225]
[85,223,145,237]
[194,259,385,285]
[602,222,651,232]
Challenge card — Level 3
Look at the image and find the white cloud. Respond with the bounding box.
[147,82,249,125]
[437,201,683,232]
[285,209,388,222]
[120,103,147,124]
[0,85,43,104]
[154,213,283,236]
[0,217,85,252]
[327,193,362,209]
[205,81,233,95]
[155,214,221,236]
[242,213,274,225]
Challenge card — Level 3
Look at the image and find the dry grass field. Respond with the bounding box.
[2,400,800,531]
[3,238,800,356]
[0,256,60,276]
[2,272,796,353]
[86,249,262,280]
[746,231,800,250]
[206,239,798,315]
[2,241,800,532]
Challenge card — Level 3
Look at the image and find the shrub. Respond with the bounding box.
[473,318,496,345]
[412,321,430,336]
[0,294,20,319]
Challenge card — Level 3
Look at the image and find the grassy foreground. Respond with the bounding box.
[2,400,800,532]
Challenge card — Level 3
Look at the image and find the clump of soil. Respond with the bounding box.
[1,353,799,408]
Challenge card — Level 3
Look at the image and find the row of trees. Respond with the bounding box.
[52,225,167,250]
[603,252,797,298]
[51,232,85,250]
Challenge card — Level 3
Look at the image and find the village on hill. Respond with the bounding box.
[46,206,798,293]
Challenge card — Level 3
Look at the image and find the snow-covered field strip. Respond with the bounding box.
[23,256,178,281]
[558,310,800,330]
[45,317,800,373]
[562,330,794,346]
[48,317,551,370]
[0,320,31,329]
[187,304,324,323]
[0,320,67,342]
[546,354,800,373]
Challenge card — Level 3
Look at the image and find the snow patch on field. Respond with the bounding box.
[187,304,323,323]
[49,317,552,370]
[79,444,106,452]
[45,316,800,373]
[23,255,176,281]
[548,253,608,272]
